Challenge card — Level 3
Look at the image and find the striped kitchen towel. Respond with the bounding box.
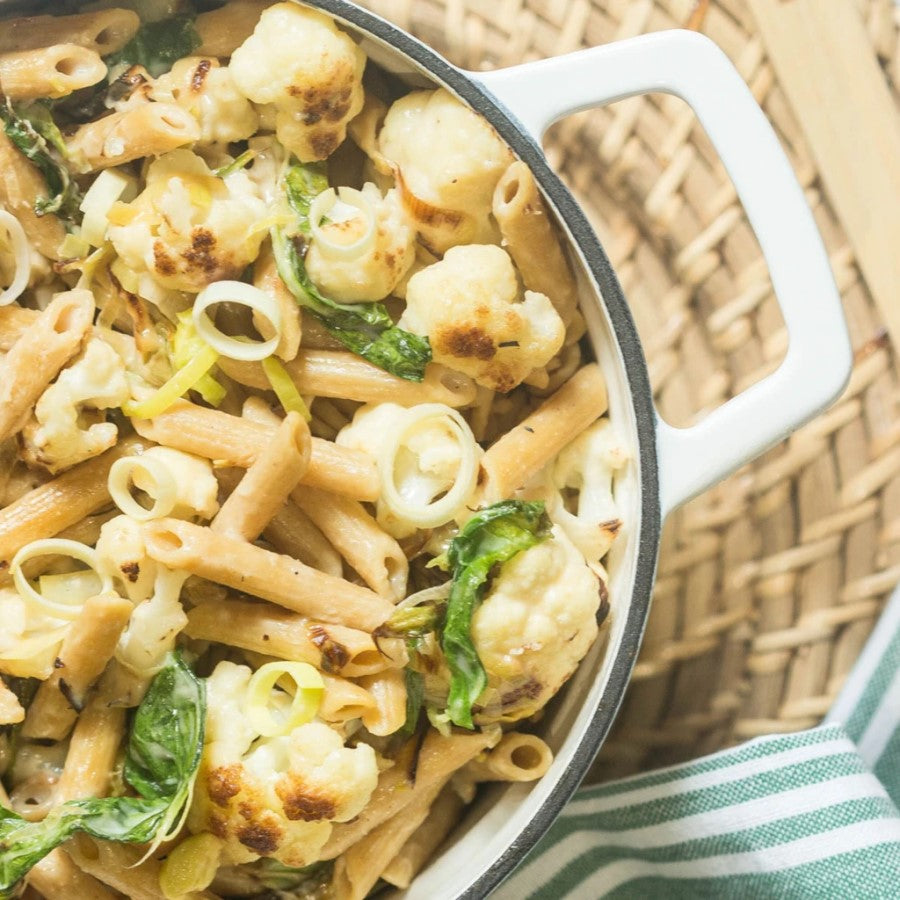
[494,586,900,898]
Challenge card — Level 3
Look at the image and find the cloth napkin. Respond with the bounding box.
[493,586,900,898]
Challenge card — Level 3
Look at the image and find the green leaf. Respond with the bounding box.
[273,164,433,382]
[0,654,205,898]
[255,858,333,892]
[441,501,551,729]
[398,668,425,737]
[0,102,80,219]
[106,14,201,78]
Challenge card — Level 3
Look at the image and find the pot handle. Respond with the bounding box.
[472,30,851,516]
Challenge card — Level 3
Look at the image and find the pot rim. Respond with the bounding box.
[300,0,663,894]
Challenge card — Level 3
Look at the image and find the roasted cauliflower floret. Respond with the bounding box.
[151,56,259,145]
[189,662,378,867]
[108,149,267,293]
[305,183,415,302]
[96,514,157,603]
[472,526,601,723]
[378,89,513,252]
[21,338,129,474]
[399,244,565,392]
[230,3,365,162]
[136,446,220,521]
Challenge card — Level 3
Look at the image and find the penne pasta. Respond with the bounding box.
[0,304,38,351]
[212,412,310,541]
[480,363,609,501]
[26,849,119,900]
[132,400,380,500]
[462,731,554,782]
[143,517,394,630]
[194,0,271,57]
[263,498,344,578]
[0,9,139,55]
[22,591,133,741]
[0,290,94,443]
[320,673,379,724]
[218,352,477,408]
[357,668,407,737]
[184,597,396,677]
[67,102,200,173]
[0,45,106,100]
[0,438,144,567]
[493,161,579,327]
[253,242,301,361]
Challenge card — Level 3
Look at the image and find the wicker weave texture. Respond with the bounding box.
[353,0,900,777]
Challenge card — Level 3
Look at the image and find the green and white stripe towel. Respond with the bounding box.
[494,585,900,898]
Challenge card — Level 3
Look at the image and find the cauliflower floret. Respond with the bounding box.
[108,149,267,293]
[471,526,601,723]
[305,183,415,302]
[378,89,513,253]
[230,3,365,162]
[135,446,220,521]
[189,662,378,867]
[96,515,157,603]
[21,338,129,473]
[399,245,564,392]
[151,57,259,145]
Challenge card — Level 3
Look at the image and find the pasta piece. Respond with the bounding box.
[0,9,139,55]
[292,486,408,601]
[0,290,94,443]
[0,438,144,568]
[218,351,477,408]
[194,0,270,57]
[0,45,106,100]
[461,732,553,782]
[212,412,310,541]
[0,676,24,725]
[0,304,37,350]
[184,597,396,677]
[319,673,378,724]
[26,849,119,900]
[0,131,66,259]
[263,498,343,579]
[321,729,500,859]
[54,695,126,802]
[132,400,380,500]
[143,518,394,630]
[493,160,579,328]
[357,668,407,737]
[66,103,200,173]
[253,241,301,361]
[21,591,133,741]
[480,363,609,501]
[380,786,465,889]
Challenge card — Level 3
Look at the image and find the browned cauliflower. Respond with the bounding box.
[229,3,365,162]
[399,244,565,392]
[188,662,378,867]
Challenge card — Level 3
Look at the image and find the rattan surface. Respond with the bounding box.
[353,0,900,778]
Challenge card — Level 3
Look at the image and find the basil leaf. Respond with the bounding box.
[441,500,551,729]
[273,164,433,382]
[0,654,205,898]
[0,102,80,219]
[106,14,201,78]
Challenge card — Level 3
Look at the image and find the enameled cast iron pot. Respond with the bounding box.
[1,0,853,896]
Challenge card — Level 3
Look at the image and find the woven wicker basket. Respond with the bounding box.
[352,0,900,779]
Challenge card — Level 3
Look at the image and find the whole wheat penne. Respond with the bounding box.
[212,412,310,541]
[67,102,200,173]
[0,304,38,350]
[293,485,408,601]
[320,673,379,724]
[22,591,133,741]
[0,45,106,100]
[332,778,445,900]
[219,352,477,408]
[27,849,119,900]
[322,729,499,859]
[0,438,145,567]
[184,598,392,677]
[263,499,343,578]
[381,787,466,889]
[0,132,66,259]
[493,160,578,327]
[357,668,407,736]
[143,518,394,630]
[0,676,24,724]
[132,400,379,500]
[0,9,140,55]
[461,732,553,782]
[0,290,94,442]
[481,363,609,501]
[194,0,270,57]
[54,698,126,803]
[253,241,301,361]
